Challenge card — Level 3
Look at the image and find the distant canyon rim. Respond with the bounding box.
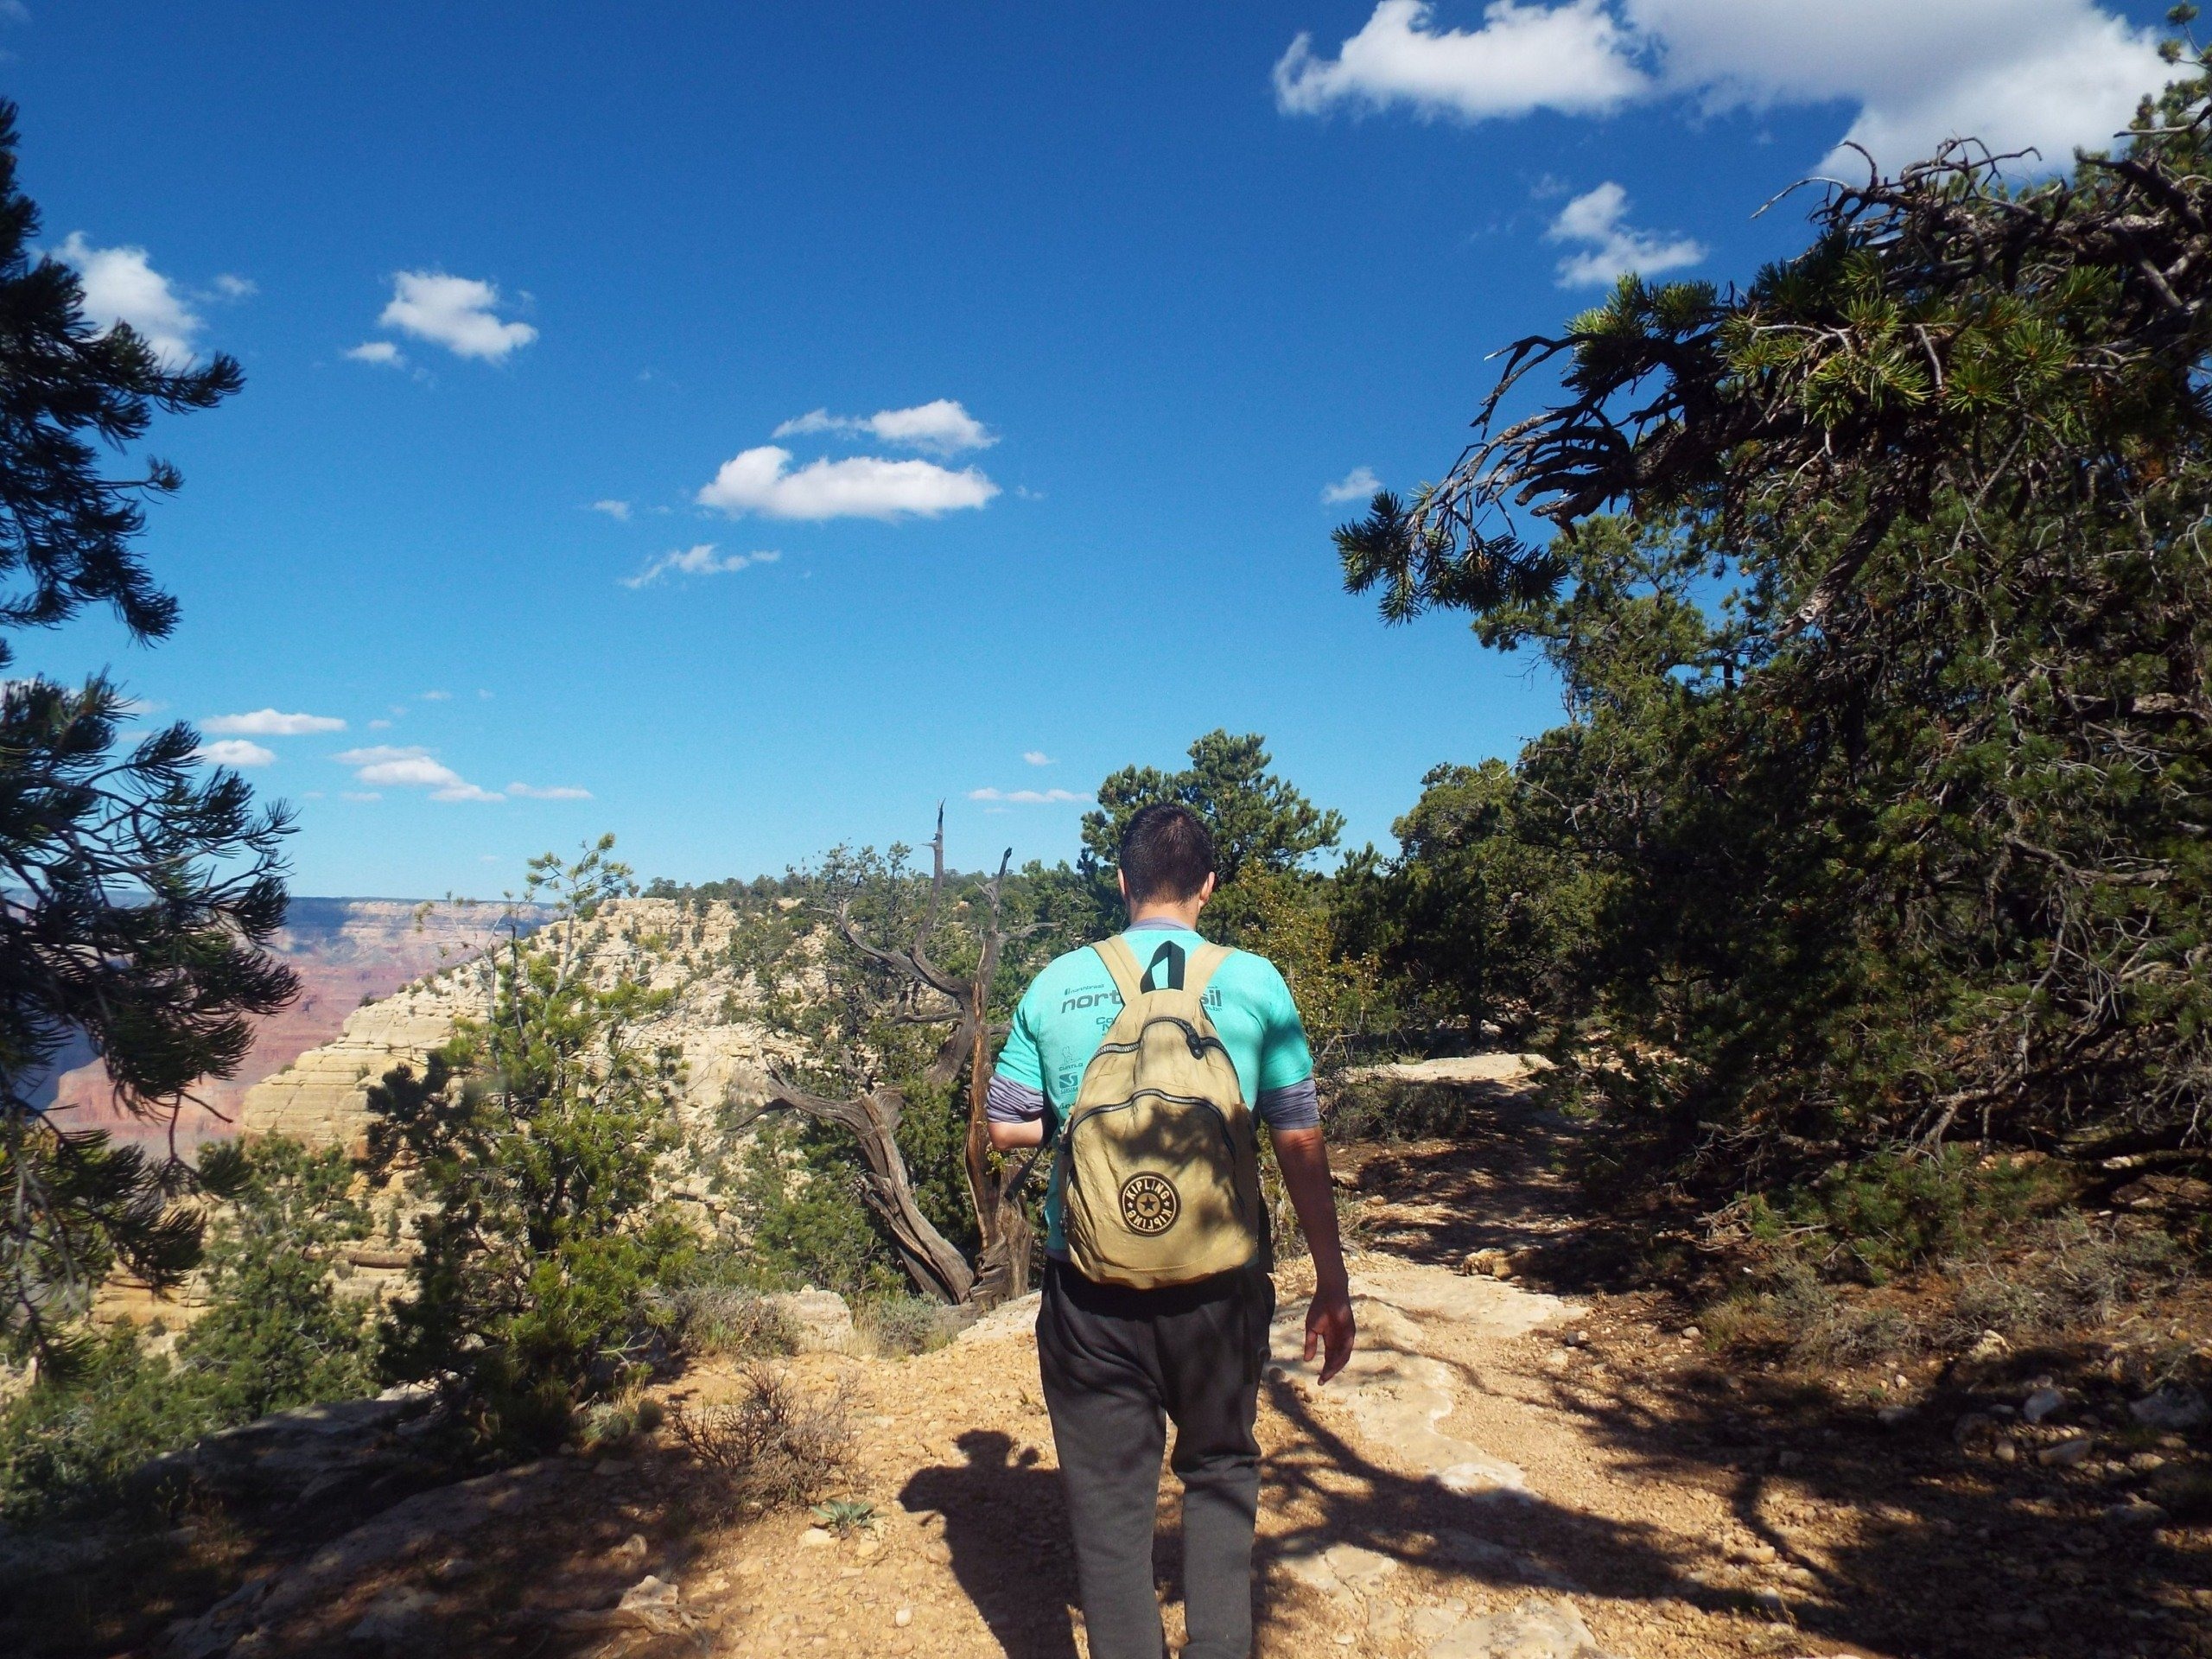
[30,897,539,1149]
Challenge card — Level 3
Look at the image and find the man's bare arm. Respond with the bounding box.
[988,1117,1045,1151]
[1271,1124,1355,1383]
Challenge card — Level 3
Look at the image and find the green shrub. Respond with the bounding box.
[728,1122,909,1300]
[176,1139,378,1421]
[0,1137,378,1520]
[0,1328,213,1519]
[1781,1148,2060,1282]
[365,839,694,1454]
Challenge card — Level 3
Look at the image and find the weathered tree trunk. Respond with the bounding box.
[753,1083,976,1305]
[824,807,1041,1309]
[962,975,1033,1306]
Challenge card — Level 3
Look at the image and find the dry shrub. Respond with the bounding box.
[854,1295,957,1358]
[674,1285,802,1359]
[1707,1212,2193,1368]
[671,1364,853,1513]
[1700,1262,1921,1366]
[1939,1216,2189,1346]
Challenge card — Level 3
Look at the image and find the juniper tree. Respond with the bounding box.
[1337,25,2212,1187]
[0,101,295,1363]
[366,838,690,1449]
[1078,730,1344,932]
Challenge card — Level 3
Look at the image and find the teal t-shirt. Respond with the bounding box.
[992,924,1315,1250]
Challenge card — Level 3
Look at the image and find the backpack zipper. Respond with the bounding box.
[1065,1089,1239,1154]
[1090,1014,1231,1065]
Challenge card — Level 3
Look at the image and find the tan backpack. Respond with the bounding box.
[1056,935,1266,1289]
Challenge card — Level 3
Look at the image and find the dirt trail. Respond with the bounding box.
[22,1081,2205,1659]
[645,1086,2204,1659]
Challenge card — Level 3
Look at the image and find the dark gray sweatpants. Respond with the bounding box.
[1036,1258,1275,1659]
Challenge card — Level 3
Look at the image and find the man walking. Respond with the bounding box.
[988,802,1357,1659]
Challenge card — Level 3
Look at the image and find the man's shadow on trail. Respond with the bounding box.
[899,1429,1083,1659]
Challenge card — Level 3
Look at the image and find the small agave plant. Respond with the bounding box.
[810,1498,879,1536]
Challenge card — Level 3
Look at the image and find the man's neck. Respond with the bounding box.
[1127,903,1204,931]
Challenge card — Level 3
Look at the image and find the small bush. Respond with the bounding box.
[674,1285,801,1359]
[810,1497,878,1535]
[1699,1262,1918,1366]
[580,1392,665,1449]
[1749,1148,2061,1283]
[1940,1216,2190,1345]
[1324,1077,1479,1143]
[671,1365,853,1514]
[855,1294,957,1357]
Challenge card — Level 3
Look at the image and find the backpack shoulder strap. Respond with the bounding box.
[1186,942,1234,1003]
[1091,935,1147,1008]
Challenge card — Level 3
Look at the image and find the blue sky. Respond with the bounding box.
[5,1,2177,896]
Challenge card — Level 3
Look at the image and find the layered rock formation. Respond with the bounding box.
[38,898,533,1148]
[239,897,806,1161]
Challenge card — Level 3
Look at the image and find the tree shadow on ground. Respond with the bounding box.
[2,1443,741,1659]
[1327,1089,2212,1659]
[1255,1376,1713,1612]
[1338,1103,1672,1291]
[899,1429,1081,1659]
[1524,1346,2211,1659]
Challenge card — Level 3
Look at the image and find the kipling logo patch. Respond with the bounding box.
[1119,1172,1179,1236]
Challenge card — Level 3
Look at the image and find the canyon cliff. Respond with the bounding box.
[238,897,800,1165]
[35,899,529,1148]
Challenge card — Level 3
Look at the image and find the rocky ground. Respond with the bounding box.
[10,1083,2209,1659]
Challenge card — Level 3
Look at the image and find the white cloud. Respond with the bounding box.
[204,708,346,736]
[195,738,276,768]
[52,233,204,368]
[1323,465,1382,503]
[332,744,577,804]
[591,499,632,520]
[969,786,1091,804]
[346,340,404,366]
[377,271,537,361]
[1547,181,1706,285]
[420,689,452,701]
[1275,0,2168,171]
[772,398,995,456]
[1023,751,1053,766]
[342,791,382,803]
[621,543,780,588]
[697,446,999,521]
[334,744,480,800]
[368,717,393,730]
[336,745,456,784]
[1275,1,1643,121]
[211,274,257,300]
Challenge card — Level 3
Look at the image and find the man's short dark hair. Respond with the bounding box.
[1118,804,1216,907]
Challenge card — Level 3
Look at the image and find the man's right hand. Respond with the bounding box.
[1302,1283,1356,1384]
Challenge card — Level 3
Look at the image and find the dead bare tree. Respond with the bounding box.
[742,808,1045,1308]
